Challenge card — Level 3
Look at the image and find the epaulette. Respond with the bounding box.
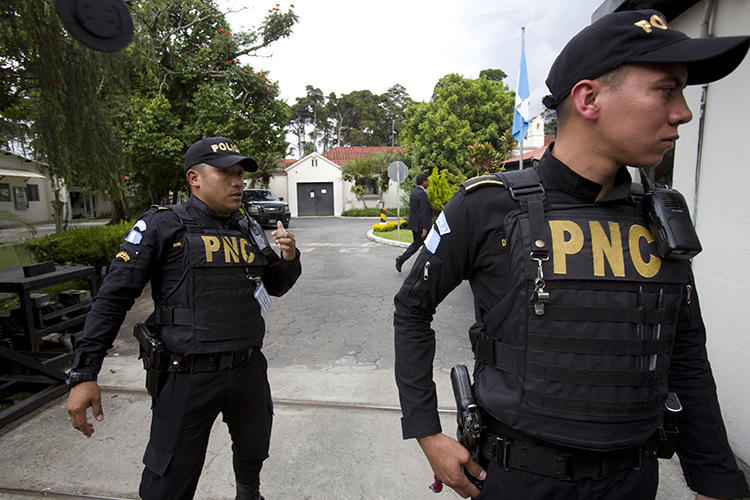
[461,174,504,192]
[150,205,171,211]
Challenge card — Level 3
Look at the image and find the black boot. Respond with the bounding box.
[236,482,264,500]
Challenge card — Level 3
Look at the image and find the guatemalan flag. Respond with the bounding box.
[512,33,530,143]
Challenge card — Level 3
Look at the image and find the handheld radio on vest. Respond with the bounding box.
[240,202,275,258]
[639,169,702,260]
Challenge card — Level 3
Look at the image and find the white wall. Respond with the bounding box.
[0,152,53,223]
[670,0,750,463]
[285,154,344,216]
[267,175,288,202]
[342,178,404,211]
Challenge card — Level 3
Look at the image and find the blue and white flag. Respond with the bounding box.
[512,34,530,144]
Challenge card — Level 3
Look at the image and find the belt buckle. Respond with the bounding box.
[493,435,512,470]
[217,353,234,371]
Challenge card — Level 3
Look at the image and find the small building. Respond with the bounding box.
[0,150,60,224]
[279,146,406,217]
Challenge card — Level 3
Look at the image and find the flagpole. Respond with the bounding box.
[518,27,525,170]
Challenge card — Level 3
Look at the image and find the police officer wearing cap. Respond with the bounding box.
[394,10,750,500]
[66,137,301,500]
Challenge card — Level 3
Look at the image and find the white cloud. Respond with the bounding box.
[221,0,604,115]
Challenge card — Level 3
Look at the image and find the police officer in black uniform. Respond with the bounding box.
[66,137,301,500]
[394,10,750,500]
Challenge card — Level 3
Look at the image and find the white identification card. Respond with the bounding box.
[424,227,441,253]
[436,211,451,235]
[254,281,271,313]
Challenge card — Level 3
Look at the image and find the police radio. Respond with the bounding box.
[240,202,276,258]
[639,169,702,260]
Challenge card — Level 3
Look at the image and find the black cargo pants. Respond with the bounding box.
[139,349,273,500]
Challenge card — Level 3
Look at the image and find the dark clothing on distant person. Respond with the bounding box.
[397,186,431,270]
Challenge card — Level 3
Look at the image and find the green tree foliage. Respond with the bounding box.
[0,0,297,224]
[248,151,283,189]
[289,84,414,151]
[400,72,515,176]
[426,167,460,216]
[340,149,407,207]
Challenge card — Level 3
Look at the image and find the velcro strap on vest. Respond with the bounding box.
[524,391,663,418]
[527,363,667,386]
[540,305,675,324]
[527,334,671,355]
[154,306,192,326]
[474,336,523,375]
[498,169,549,254]
[169,204,201,232]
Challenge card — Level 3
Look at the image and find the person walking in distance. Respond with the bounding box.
[396,173,431,272]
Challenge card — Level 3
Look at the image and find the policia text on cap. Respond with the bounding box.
[394,10,750,500]
[65,136,301,500]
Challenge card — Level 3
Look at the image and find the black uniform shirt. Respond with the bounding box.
[393,148,749,498]
[72,195,301,375]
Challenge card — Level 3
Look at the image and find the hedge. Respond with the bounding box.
[342,207,409,217]
[25,221,134,279]
[372,220,408,232]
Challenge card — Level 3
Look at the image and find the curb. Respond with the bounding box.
[366,229,410,248]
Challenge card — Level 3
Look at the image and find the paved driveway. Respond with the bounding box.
[110,216,476,374]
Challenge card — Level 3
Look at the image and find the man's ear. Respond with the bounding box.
[186,169,202,189]
[569,80,601,121]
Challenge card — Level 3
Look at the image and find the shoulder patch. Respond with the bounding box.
[462,174,505,192]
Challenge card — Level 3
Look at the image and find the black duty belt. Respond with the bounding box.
[168,348,254,374]
[480,421,650,481]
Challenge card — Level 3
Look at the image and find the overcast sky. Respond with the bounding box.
[219,0,605,118]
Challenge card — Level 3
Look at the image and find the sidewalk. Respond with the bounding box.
[0,356,699,499]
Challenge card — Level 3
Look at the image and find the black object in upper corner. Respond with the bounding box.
[55,0,135,52]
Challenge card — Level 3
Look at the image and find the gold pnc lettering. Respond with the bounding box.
[240,238,255,264]
[549,220,584,275]
[629,224,661,278]
[223,236,240,263]
[590,221,625,277]
[650,15,668,30]
[201,236,221,263]
[634,19,653,33]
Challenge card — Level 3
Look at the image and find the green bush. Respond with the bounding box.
[25,221,133,279]
[342,207,409,218]
[373,220,408,232]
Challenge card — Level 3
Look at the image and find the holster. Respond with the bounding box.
[133,322,168,399]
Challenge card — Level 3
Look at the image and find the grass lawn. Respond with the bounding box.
[374,228,413,243]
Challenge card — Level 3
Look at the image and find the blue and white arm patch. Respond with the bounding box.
[424,227,441,253]
[436,211,451,235]
[124,219,148,245]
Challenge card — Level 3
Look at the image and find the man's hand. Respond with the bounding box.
[273,220,297,261]
[421,228,428,238]
[66,381,103,438]
[418,433,486,498]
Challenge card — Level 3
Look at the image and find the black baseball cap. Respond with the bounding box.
[544,9,750,109]
[183,137,259,173]
[55,0,134,52]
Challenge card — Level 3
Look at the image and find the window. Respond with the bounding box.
[26,184,39,202]
[0,183,9,202]
[357,177,378,196]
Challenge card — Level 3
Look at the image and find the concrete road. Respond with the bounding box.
[0,217,722,499]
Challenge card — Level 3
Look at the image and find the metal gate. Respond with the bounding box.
[297,182,334,216]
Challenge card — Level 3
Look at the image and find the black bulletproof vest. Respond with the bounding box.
[153,205,268,354]
[475,169,689,451]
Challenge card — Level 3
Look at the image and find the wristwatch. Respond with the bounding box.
[66,370,97,388]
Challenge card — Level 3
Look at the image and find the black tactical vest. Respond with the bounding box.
[474,169,689,451]
[152,205,269,354]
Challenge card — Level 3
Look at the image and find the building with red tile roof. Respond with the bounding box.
[322,146,405,166]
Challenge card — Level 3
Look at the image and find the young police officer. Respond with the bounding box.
[66,137,301,500]
[394,10,750,500]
